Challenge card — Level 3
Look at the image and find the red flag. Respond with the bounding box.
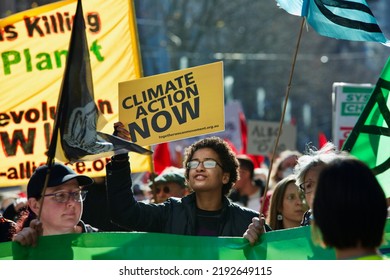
[239,111,247,154]
[318,132,328,148]
[153,143,172,174]
[248,154,264,169]
[239,111,264,167]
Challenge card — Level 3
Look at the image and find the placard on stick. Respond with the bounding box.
[247,120,297,155]
[119,62,225,146]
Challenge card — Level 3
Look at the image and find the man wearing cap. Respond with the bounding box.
[229,154,263,212]
[150,167,189,203]
[13,163,97,246]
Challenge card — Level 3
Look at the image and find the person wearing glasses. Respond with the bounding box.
[244,142,341,245]
[106,123,266,236]
[149,167,189,203]
[12,163,97,246]
[293,142,342,226]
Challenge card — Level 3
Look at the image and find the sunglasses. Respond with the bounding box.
[155,186,170,194]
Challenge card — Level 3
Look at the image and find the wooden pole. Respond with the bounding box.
[260,18,306,216]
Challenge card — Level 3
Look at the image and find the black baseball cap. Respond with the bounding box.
[27,163,94,198]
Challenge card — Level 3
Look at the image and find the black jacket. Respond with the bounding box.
[0,214,16,242]
[106,158,260,237]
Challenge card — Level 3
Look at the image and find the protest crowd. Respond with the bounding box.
[1,121,390,259]
[1,0,390,262]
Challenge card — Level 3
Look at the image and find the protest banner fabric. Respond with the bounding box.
[1,219,389,260]
[119,62,225,146]
[275,0,389,44]
[342,57,390,198]
[0,0,151,187]
[51,0,151,163]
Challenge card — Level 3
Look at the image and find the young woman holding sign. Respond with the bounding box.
[106,122,270,236]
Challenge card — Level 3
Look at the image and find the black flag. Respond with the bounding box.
[49,0,151,163]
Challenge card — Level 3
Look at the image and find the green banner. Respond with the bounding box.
[1,220,389,260]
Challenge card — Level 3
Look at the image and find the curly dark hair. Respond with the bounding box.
[183,136,239,196]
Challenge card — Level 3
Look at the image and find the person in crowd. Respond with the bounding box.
[269,150,302,188]
[12,163,97,246]
[1,194,18,215]
[0,213,17,242]
[311,157,388,260]
[254,167,268,189]
[229,154,263,212]
[2,196,28,223]
[294,142,341,226]
[149,167,189,203]
[132,183,150,202]
[243,142,341,245]
[266,174,307,230]
[262,150,302,218]
[106,122,269,236]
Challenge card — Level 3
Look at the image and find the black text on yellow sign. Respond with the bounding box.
[119,62,225,146]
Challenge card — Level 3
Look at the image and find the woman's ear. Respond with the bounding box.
[222,173,230,184]
[28,198,40,216]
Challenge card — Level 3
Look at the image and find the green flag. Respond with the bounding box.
[342,57,390,198]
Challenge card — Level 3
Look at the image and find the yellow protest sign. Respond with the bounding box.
[119,62,225,146]
[0,0,151,187]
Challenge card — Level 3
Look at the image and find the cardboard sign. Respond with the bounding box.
[164,100,244,165]
[247,120,296,155]
[332,83,373,149]
[119,62,225,146]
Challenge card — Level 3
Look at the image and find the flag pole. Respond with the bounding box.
[37,0,81,220]
[35,0,75,220]
[260,18,306,216]
[37,115,60,220]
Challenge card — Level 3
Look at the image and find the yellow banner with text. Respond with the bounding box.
[0,0,151,187]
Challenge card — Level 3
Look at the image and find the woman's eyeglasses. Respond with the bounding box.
[43,190,88,203]
[299,180,315,194]
[187,159,223,169]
